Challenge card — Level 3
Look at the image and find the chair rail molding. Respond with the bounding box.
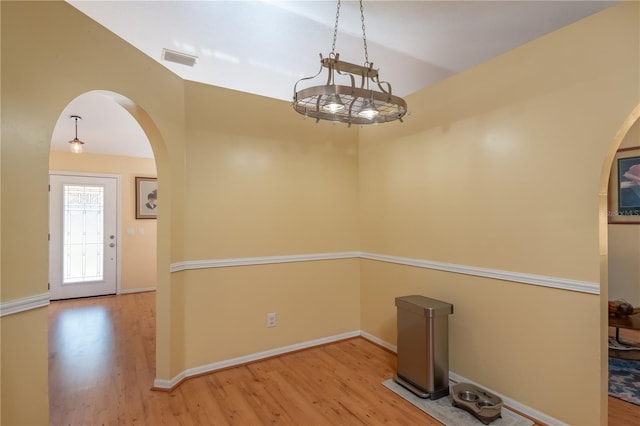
[170,251,361,272]
[0,292,50,317]
[360,252,599,295]
[170,251,600,295]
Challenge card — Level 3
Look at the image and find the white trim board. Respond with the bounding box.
[3,251,599,317]
[119,287,156,295]
[170,251,600,295]
[360,252,599,295]
[446,372,568,426]
[358,332,566,426]
[170,251,361,272]
[153,330,360,389]
[0,293,50,317]
[0,289,155,317]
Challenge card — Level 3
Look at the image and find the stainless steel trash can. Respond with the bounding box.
[393,295,453,400]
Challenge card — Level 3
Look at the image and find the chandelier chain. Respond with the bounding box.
[359,0,369,66]
[330,0,341,57]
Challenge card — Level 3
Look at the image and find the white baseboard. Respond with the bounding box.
[153,330,360,389]
[357,333,566,426]
[360,330,397,352]
[447,371,568,426]
[119,287,156,295]
[0,288,155,317]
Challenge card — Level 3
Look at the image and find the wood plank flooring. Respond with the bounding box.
[48,292,638,425]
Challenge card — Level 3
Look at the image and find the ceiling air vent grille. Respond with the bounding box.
[162,48,198,67]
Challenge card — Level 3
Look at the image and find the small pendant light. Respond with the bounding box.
[69,115,85,154]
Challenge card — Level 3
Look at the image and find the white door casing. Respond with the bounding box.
[49,173,119,300]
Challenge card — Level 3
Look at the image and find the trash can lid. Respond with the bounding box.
[395,295,453,316]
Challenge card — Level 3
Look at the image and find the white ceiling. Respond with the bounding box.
[51,0,618,159]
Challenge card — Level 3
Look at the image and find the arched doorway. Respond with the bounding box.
[599,104,640,423]
[47,89,172,399]
[49,91,156,298]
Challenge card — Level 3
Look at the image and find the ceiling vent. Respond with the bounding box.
[162,48,198,67]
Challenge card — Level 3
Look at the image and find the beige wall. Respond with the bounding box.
[359,3,639,425]
[608,120,640,305]
[179,81,360,369]
[360,4,639,280]
[2,1,639,425]
[2,1,358,423]
[2,2,184,424]
[183,81,359,260]
[360,261,600,416]
[0,309,49,426]
[49,151,157,292]
[182,260,360,368]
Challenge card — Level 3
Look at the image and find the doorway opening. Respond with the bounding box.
[49,173,119,300]
[48,89,163,417]
[600,104,640,424]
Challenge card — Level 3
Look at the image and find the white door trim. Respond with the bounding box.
[49,171,122,296]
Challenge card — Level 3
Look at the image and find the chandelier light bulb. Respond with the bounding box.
[358,98,379,119]
[322,94,345,113]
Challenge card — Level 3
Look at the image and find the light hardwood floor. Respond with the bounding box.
[48,292,636,425]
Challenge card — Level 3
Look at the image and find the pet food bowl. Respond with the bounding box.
[458,390,479,402]
[450,382,503,425]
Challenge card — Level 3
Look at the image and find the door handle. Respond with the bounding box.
[109,243,116,248]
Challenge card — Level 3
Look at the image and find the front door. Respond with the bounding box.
[49,173,118,300]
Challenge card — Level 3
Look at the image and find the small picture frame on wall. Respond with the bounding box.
[609,146,640,224]
[136,177,157,219]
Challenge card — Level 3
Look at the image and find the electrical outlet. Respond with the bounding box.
[267,312,276,328]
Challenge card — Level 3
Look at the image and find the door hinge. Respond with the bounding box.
[48,282,50,290]
[48,184,51,192]
[48,233,50,241]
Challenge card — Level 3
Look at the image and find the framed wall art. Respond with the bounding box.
[135,177,157,219]
[609,146,640,224]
